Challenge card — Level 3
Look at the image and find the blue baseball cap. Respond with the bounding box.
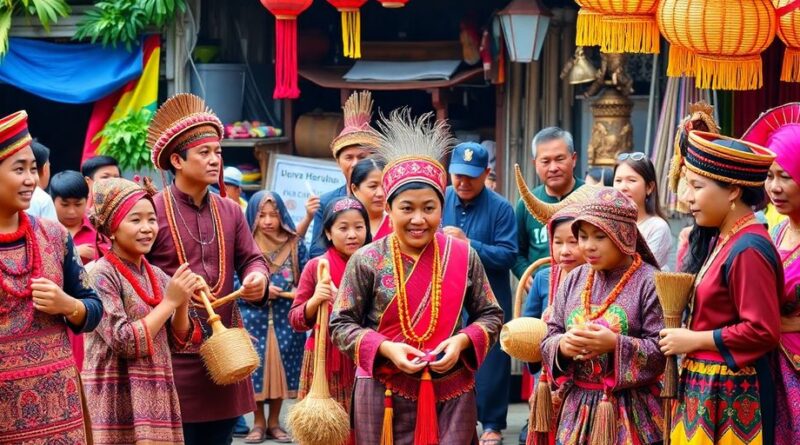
[223,166,243,188]
[449,142,489,178]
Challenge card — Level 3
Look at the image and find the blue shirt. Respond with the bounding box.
[522,266,551,318]
[443,186,517,318]
[308,185,348,259]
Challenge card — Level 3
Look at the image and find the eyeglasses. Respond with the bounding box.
[617,152,646,162]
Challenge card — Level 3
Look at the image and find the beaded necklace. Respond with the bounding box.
[105,251,164,307]
[580,253,642,322]
[162,187,227,295]
[389,234,442,347]
[0,212,42,300]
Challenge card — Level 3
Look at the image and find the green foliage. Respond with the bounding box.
[74,0,186,50]
[97,109,154,173]
[0,0,70,57]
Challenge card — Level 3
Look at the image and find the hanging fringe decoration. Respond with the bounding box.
[576,8,602,47]
[782,47,800,82]
[777,0,800,82]
[260,0,313,99]
[589,392,617,445]
[695,55,763,91]
[328,1,368,59]
[380,389,394,445]
[666,44,695,77]
[414,368,439,445]
[600,15,660,54]
[531,373,553,433]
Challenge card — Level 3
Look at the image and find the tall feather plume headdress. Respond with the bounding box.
[330,90,381,158]
[371,108,456,199]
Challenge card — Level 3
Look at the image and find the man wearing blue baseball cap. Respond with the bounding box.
[442,141,517,445]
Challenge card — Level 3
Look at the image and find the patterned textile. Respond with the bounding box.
[352,377,478,445]
[0,110,32,161]
[382,157,447,199]
[240,245,306,398]
[0,218,102,444]
[539,262,666,445]
[82,257,185,444]
[671,357,764,445]
[89,177,151,237]
[329,234,503,403]
[683,131,775,187]
[571,187,659,268]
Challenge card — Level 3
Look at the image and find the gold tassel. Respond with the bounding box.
[600,16,660,54]
[782,47,800,83]
[589,393,616,445]
[666,45,695,78]
[380,389,393,445]
[695,54,763,91]
[341,10,362,59]
[576,9,603,47]
[531,374,552,433]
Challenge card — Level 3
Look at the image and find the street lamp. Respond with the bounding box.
[498,0,552,63]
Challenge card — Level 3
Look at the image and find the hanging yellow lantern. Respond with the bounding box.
[578,0,660,54]
[658,0,777,90]
[575,1,603,47]
[776,0,800,82]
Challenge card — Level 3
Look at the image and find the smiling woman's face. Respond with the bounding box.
[0,146,38,214]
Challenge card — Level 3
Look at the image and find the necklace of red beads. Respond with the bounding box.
[105,250,164,307]
[0,212,42,299]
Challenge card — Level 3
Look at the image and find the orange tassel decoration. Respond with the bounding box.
[589,392,617,445]
[414,368,439,445]
[381,389,394,445]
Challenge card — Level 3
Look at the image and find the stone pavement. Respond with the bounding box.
[234,401,529,444]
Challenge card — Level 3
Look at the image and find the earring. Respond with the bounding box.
[730,201,736,211]
[110,235,116,240]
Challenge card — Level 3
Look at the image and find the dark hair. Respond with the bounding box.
[614,157,667,219]
[30,140,50,167]
[50,170,89,200]
[315,197,373,251]
[586,166,613,186]
[81,155,119,179]
[351,158,386,189]
[168,150,189,175]
[387,182,444,207]
[550,215,575,235]
[681,181,767,274]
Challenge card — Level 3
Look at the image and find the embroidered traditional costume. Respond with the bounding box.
[539,187,665,445]
[0,110,103,444]
[329,110,504,445]
[670,131,787,445]
[82,178,187,444]
[145,94,270,429]
[743,104,800,445]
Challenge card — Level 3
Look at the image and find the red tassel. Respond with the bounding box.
[274,19,301,99]
[414,368,439,445]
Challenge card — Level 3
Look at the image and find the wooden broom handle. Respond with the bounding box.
[198,289,217,318]
[210,287,245,309]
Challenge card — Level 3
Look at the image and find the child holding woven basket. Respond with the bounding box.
[82,178,201,444]
[288,196,372,435]
[540,187,666,445]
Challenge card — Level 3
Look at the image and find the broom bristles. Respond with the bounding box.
[287,397,350,445]
[655,272,695,315]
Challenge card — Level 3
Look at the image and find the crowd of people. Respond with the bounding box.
[1,90,799,445]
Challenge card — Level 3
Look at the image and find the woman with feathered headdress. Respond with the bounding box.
[329,109,503,444]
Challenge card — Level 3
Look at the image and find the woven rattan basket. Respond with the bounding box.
[198,288,259,385]
[500,317,548,363]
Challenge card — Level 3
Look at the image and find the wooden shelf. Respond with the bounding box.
[241,184,262,192]
[299,66,484,91]
[221,137,289,148]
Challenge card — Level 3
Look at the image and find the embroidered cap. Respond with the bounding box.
[742,102,800,184]
[0,111,33,162]
[332,197,364,213]
[571,187,659,268]
[684,130,775,187]
[90,177,154,237]
[330,90,381,158]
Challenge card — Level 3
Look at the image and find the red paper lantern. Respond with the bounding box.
[328,0,368,59]
[260,0,313,99]
[378,0,408,8]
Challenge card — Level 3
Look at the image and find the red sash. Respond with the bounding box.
[377,232,469,352]
[325,247,347,287]
[373,215,393,241]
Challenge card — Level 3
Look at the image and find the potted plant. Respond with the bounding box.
[74,0,185,49]
[0,0,71,56]
[96,108,153,173]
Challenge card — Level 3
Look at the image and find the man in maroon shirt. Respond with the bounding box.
[146,93,269,445]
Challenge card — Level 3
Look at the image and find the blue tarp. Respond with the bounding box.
[0,37,144,104]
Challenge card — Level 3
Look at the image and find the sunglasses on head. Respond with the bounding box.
[617,152,646,162]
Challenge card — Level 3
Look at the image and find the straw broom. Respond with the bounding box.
[654,271,695,445]
[287,259,350,445]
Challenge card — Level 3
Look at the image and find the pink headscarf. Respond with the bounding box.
[742,102,800,183]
